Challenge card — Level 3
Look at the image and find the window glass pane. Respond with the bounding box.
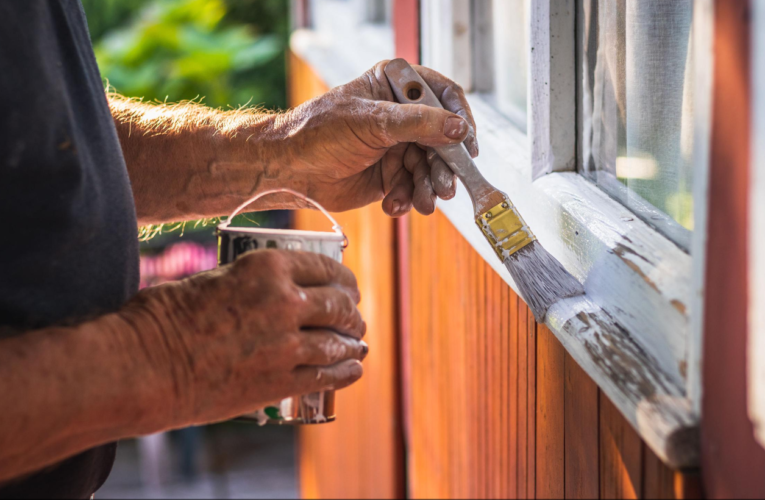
[492,0,528,125]
[580,0,694,248]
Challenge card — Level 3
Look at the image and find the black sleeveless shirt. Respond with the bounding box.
[0,1,139,497]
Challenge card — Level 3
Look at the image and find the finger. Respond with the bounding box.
[294,330,369,366]
[442,86,479,157]
[382,167,414,217]
[375,101,469,147]
[298,286,366,339]
[426,148,457,200]
[404,144,436,215]
[292,359,364,393]
[412,65,479,157]
[288,252,358,293]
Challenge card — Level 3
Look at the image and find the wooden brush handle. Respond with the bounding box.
[383,58,506,215]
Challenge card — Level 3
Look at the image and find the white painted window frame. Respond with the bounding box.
[291,0,395,89]
[420,0,714,468]
[749,0,765,451]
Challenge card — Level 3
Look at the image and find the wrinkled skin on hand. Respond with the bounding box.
[119,250,367,428]
[280,60,479,217]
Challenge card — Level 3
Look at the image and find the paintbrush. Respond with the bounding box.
[384,58,584,322]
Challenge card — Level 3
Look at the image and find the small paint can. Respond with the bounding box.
[217,189,348,425]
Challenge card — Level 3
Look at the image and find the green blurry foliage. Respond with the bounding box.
[83,0,288,109]
[81,0,290,242]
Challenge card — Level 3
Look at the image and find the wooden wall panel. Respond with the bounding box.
[406,210,691,500]
[600,392,643,499]
[536,325,565,499]
[289,52,404,500]
[564,351,600,499]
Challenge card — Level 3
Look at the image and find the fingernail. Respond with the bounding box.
[444,116,467,139]
[391,200,401,215]
[360,341,369,358]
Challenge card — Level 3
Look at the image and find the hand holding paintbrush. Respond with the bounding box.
[384,59,585,321]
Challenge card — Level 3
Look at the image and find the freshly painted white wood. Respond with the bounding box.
[688,0,714,418]
[750,0,765,450]
[529,0,576,178]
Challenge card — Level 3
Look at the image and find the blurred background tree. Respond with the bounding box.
[82,0,289,109]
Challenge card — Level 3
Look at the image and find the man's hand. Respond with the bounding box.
[0,250,366,481]
[280,61,478,216]
[111,60,477,224]
[120,250,367,427]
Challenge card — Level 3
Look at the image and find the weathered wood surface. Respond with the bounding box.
[405,210,694,499]
[290,52,404,500]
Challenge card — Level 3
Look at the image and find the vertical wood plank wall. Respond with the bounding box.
[287,51,698,499]
[405,211,693,500]
[289,51,405,500]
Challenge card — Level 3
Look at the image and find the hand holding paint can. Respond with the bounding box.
[217,189,349,425]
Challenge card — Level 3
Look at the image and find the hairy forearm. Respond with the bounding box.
[0,314,172,483]
[109,94,299,225]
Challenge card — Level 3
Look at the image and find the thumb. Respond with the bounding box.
[377,102,469,147]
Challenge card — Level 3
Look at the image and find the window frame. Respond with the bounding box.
[419,0,713,468]
[291,0,396,89]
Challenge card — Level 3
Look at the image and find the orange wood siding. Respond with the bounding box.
[405,210,698,500]
[289,51,405,499]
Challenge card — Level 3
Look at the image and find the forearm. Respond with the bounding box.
[0,314,172,483]
[109,94,299,225]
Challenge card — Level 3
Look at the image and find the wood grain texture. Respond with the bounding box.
[517,295,529,499]
[526,311,537,499]
[289,52,404,500]
[643,445,676,500]
[536,325,565,499]
[564,352,600,499]
[600,392,643,500]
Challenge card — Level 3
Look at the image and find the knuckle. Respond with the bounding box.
[279,284,304,308]
[267,249,290,270]
[282,332,303,357]
[316,254,339,281]
[233,250,260,272]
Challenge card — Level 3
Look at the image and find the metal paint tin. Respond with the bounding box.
[217,189,347,425]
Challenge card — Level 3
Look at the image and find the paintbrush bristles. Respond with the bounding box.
[504,241,585,322]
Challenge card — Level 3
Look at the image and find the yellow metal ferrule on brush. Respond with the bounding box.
[476,199,536,260]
